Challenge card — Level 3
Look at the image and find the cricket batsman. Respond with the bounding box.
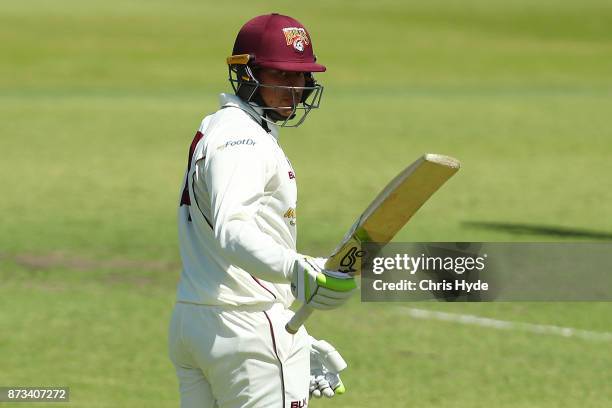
[168,13,357,407]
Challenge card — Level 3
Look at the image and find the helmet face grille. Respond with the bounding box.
[227,63,324,128]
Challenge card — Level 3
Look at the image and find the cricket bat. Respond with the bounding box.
[286,153,461,333]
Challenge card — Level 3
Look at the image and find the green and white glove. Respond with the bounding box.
[309,337,347,398]
[291,257,356,310]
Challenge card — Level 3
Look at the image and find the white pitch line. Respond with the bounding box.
[401,308,612,342]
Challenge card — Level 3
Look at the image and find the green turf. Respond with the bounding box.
[1,0,611,406]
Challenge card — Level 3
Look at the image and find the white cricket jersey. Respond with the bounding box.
[176,93,299,308]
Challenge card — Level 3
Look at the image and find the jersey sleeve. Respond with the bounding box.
[202,134,297,283]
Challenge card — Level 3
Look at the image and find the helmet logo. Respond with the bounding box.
[282,27,309,53]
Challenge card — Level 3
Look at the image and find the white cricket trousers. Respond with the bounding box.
[168,301,310,408]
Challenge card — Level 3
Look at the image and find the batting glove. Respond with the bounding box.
[291,257,356,310]
[309,337,347,398]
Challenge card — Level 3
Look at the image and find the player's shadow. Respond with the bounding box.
[464,221,612,240]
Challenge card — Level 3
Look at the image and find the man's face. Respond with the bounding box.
[257,68,306,117]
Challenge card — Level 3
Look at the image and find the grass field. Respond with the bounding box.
[1,0,611,406]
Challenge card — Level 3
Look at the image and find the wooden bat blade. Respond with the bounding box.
[325,154,460,274]
[286,153,461,334]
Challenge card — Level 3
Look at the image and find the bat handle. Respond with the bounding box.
[285,305,314,334]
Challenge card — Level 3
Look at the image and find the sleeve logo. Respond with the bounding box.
[283,207,297,226]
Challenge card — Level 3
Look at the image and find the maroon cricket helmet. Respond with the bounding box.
[232,13,326,73]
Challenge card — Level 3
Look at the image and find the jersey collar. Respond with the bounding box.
[219,93,280,140]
